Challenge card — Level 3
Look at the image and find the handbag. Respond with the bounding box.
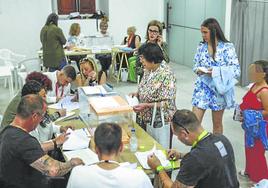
[146,102,171,149]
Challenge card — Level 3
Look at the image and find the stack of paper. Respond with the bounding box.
[90,96,120,110]
[135,145,171,169]
[63,148,99,165]
[48,96,79,112]
[62,128,90,151]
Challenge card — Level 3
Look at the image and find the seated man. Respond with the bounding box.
[45,65,77,103]
[148,109,239,188]
[67,123,153,188]
[0,94,84,188]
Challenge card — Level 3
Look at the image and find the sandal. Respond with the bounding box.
[239,170,249,177]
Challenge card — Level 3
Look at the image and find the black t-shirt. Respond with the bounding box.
[0,126,45,188]
[176,134,239,188]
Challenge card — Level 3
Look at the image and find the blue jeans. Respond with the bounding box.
[48,58,67,72]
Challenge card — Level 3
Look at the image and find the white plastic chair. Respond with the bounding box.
[0,49,25,96]
[17,58,42,89]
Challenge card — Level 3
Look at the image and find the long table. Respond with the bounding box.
[51,109,180,175]
[38,47,132,83]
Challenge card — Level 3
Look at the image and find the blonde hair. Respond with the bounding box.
[79,57,98,84]
[69,23,80,36]
[127,26,136,34]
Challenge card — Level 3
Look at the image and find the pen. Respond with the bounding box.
[61,103,63,109]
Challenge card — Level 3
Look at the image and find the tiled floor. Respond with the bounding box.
[0,63,262,187]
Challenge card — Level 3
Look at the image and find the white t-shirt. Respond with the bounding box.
[44,71,71,103]
[67,164,153,188]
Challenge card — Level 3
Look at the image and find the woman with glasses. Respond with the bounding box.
[76,57,106,86]
[134,20,169,83]
[192,18,240,134]
[130,43,176,148]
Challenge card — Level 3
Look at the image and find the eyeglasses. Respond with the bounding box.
[148,29,159,34]
[172,116,190,134]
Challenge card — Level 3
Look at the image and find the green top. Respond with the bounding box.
[1,92,21,129]
[40,24,66,68]
[161,42,170,63]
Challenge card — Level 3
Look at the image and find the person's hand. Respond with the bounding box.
[71,94,78,102]
[206,68,212,77]
[70,158,85,167]
[57,109,66,117]
[157,35,163,46]
[55,132,70,146]
[60,125,74,133]
[167,149,180,161]
[129,92,138,98]
[133,103,149,112]
[87,71,97,80]
[147,154,161,171]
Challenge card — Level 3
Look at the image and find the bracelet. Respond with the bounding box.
[52,139,57,150]
[156,165,165,174]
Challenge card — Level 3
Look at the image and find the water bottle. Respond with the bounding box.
[130,128,138,152]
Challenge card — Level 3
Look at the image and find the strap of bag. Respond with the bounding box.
[151,102,165,127]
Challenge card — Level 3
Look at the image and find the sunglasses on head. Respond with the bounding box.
[172,116,190,134]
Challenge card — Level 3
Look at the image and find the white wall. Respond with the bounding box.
[0,0,51,57]
[225,0,232,40]
[0,0,164,58]
[109,0,164,44]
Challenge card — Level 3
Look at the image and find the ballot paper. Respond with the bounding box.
[48,96,79,112]
[82,85,107,95]
[62,128,90,151]
[125,95,139,107]
[198,67,210,73]
[135,145,171,169]
[63,148,99,165]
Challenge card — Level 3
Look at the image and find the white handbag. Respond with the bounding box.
[146,102,171,149]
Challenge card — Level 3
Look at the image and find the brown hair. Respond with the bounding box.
[201,18,228,60]
[146,20,163,40]
[69,23,80,36]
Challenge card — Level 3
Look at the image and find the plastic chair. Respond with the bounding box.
[0,49,25,96]
[17,58,42,89]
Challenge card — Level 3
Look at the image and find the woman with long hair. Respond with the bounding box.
[192,18,240,134]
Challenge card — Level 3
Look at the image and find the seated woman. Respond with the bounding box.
[95,17,112,75]
[122,26,141,50]
[76,57,106,86]
[67,23,86,71]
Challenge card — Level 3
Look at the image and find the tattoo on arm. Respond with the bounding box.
[30,155,73,177]
[172,181,195,188]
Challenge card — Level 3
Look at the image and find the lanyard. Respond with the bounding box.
[55,82,64,98]
[192,130,209,148]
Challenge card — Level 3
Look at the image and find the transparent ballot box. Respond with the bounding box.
[78,86,134,131]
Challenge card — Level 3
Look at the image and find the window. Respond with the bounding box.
[57,0,96,15]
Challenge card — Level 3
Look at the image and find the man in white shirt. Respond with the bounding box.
[45,65,76,103]
[67,123,153,188]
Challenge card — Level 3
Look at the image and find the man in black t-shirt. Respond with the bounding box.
[0,95,84,188]
[147,109,239,188]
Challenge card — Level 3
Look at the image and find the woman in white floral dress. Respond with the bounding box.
[192,18,240,134]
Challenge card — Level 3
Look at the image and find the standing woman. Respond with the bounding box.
[136,20,169,82]
[40,13,67,72]
[239,60,268,182]
[192,18,240,134]
[130,43,176,148]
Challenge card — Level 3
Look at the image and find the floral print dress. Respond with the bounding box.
[192,41,240,111]
[137,63,176,129]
